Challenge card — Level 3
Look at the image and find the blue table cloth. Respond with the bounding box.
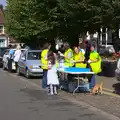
[64,67,91,73]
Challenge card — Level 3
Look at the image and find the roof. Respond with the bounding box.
[28,50,42,52]
[0,9,4,24]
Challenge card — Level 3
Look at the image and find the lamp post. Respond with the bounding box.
[119,24,120,39]
[100,28,102,45]
[105,28,108,48]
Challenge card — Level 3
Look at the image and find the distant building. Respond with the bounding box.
[0,5,8,47]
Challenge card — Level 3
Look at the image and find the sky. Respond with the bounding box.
[0,0,6,6]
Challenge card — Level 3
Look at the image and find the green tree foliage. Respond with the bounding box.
[5,0,120,46]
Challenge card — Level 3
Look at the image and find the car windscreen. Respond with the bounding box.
[27,52,41,60]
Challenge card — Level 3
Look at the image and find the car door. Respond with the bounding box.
[18,52,27,74]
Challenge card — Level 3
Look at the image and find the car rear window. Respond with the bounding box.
[27,52,41,60]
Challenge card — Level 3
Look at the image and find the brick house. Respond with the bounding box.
[0,6,8,47]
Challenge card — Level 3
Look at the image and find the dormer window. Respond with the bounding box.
[0,25,4,34]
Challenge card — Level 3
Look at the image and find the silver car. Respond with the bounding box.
[17,50,43,78]
[2,49,26,71]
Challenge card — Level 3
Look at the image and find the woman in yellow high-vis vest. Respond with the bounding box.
[41,43,51,89]
[73,46,87,68]
[88,45,102,74]
[88,44,102,89]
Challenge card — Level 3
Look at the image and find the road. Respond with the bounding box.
[0,69,119,120]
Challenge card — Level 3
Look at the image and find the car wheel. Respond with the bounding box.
[25,69,30,79]
[17,66,21,76]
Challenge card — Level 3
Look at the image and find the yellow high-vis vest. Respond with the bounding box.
[89,51,102,74]
[64,48,73,67]
[41,49,49,69]
[74,52,87,68]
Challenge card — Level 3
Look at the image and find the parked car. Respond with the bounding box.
[99,45,115,56]
[115,59,120,81]
[2,49,26,71]
[0,47,9,66]
[17,50,43,78]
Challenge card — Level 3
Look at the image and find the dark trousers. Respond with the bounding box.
[42,69,48,89]
[8,59,12,71]
[89,75,96,89]
[87,63,96,89]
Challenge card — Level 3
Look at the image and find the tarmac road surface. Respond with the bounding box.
[0,69,119,120]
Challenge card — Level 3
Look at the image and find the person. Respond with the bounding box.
[47,50,59,95]
[78,39,85,55]
[41,43,51,89]
[84,40,91,61]
[8,45,15,72]
[73,46,87,68]
[88,44,102,89]
[13,45,22,72]
[59,44,65,54]
[59,42,74,67]
[23,43,31,50]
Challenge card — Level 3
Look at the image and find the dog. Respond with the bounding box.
[91,82,103,95]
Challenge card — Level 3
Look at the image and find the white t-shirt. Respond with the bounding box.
[14,50,21,62]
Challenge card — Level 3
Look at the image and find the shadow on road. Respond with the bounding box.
[112,82,120,95]
[20,88,58,101]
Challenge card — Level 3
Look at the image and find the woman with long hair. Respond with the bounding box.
[47,50,59,95]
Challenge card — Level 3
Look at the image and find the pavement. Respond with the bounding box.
[96,75,120,93]
[0,69,120,120]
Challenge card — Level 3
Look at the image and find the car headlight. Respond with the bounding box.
[29,66,33,69]
[29,65,39,69]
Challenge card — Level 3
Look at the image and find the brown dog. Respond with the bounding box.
[91,82,103,95]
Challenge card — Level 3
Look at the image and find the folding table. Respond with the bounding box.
[57,67,94,95]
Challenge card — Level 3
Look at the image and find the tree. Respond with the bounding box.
[5,0,120,47]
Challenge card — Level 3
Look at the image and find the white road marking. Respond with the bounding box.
[103,88,114,92]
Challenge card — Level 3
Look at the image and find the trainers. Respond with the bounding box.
[50,92,54,95]
[54,92,58,95]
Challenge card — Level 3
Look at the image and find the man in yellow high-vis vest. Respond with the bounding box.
[41,43,51,88]
[59,42,74,67]
[88,44,102,89]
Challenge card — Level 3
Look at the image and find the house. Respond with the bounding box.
[0,6,8,47]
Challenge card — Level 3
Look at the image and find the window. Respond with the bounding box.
[20,52,26,59]
[0,39,5,47]
[27,52,41,60]
[0,25,4,33]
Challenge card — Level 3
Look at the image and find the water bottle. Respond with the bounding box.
[59,59,64,68]
[61,59,64,68]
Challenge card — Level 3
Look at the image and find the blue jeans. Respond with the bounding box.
[42,69,48,89]
[89,75,96,89]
